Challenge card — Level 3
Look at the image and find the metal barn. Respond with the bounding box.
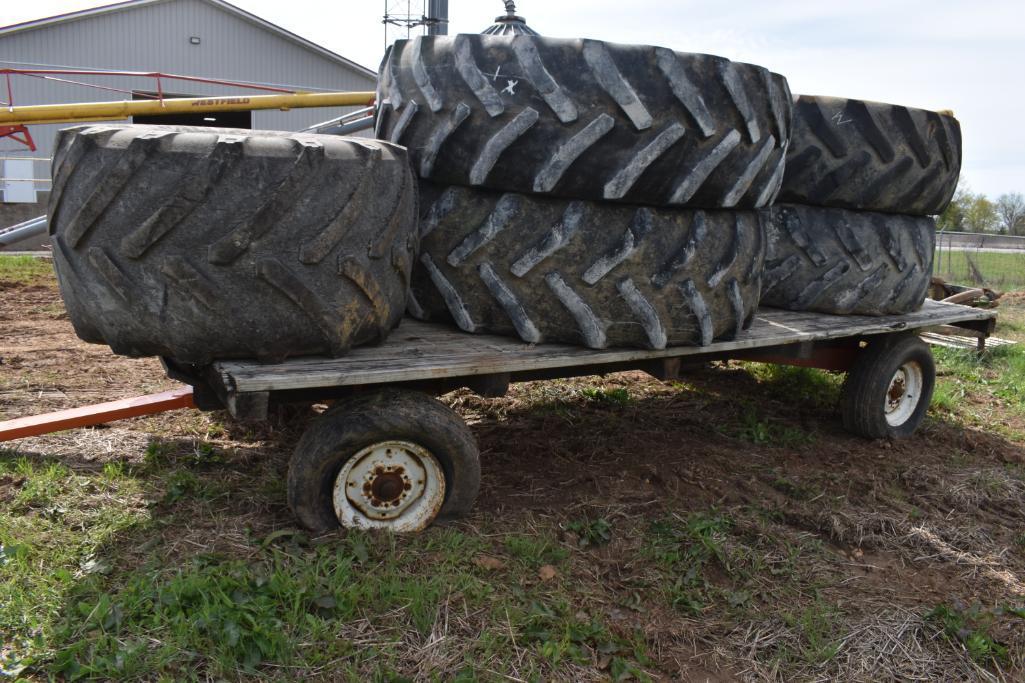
[0,0,377,234]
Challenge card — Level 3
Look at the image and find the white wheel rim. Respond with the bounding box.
[884,361,924,427]
[332,440,445,533]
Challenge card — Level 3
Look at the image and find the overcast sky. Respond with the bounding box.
[5,0,1024,199]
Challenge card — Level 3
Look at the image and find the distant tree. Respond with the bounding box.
[934,186,996,233]
[937,187,998,233]
[937,187,970,231]
[995,192,1025,236]
[965,194,998,233]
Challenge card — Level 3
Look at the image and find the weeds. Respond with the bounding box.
[564,517,613,548]
[644,513,736,614]
[733,407,815,447]
[927,603,1010,666]
[770,475,818,501]
[580,386,631,405]
[520,601,648,678]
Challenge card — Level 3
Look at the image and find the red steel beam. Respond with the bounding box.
[730,346,860,372]
[0,387,195,442]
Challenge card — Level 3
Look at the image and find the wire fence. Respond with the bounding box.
[934,231,1025,292]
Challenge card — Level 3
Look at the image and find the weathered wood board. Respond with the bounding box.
[213,302,996,394]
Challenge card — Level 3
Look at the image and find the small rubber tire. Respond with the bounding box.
[840,335,935,439]
[287,389,480,532]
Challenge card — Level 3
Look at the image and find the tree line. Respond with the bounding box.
[938,189,1025,235]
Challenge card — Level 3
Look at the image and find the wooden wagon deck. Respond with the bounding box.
[211,300,996,395]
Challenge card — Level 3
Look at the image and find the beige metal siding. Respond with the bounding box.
[0,0,377,185]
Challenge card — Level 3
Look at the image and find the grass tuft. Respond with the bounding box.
[580,386,631,405]
[0,254,53,285]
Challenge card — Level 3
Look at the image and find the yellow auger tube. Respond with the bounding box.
[0,91,376,126]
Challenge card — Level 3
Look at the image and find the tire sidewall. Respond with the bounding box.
[287,391,478,532]
[852,337,936,439]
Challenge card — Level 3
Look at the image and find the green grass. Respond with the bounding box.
[0,254,53,285]
[932,345,1025,416]
[503,533,570,568]
[743,364,842,407]
[780,599,843,666]
[934,249,1025,290]
[0,455,148,677]
[518,600,649,677]
[0,448,653,680]
[49,535,493,679]
[732,407,816,448]
[580,386,631,405]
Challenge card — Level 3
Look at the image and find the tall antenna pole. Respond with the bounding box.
[383,0,448,47]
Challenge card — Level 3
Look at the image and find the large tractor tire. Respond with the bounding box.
[779,95,961,216]
[761,204,934,316]
[408,183,765,350]
[376,34,792,209]
[49,124,417,364]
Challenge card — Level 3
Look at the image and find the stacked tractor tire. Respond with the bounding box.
[764,96,960,315]
[49,31,962,364]
[377,34,790,349]
[376,34,960,346]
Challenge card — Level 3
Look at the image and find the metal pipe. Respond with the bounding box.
[301,106,375,133]
[315,116,376,136]
[0,215,48,248]
[0,91,376,126]
[428,0,449,35]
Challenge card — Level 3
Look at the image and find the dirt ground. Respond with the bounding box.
[2,265,1024,681]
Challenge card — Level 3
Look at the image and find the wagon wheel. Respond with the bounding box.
[287,388,480,533]
[840,334,936,439]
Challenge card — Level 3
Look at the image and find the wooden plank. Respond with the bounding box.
[922,332,1016,350]
[0,387,194,442]
[214,302,997,394]
[926,324,984,339]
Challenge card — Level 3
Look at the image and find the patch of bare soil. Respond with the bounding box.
[1,281,174,422]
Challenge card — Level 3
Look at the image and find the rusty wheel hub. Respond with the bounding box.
[332,440,445,532]
[884,361,923,427]
[364,465,412,508]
